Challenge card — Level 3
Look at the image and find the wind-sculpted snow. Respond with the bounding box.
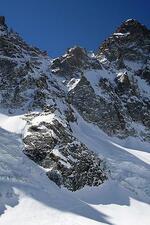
[0,126,150,225]
[70,110,150,202]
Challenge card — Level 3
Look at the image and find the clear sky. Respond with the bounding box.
[0,0,149,57]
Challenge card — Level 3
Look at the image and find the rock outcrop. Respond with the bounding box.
[51,46,101,76]
[23,112,106,191]
[0,16,6,26]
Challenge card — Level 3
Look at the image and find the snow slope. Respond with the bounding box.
[70,109,150,202]
[0,113,150,225]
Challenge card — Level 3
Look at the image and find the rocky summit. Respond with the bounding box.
[0,17,149,191]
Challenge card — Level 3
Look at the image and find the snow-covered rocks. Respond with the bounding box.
[51,46,101,76]
[23,111,107,191]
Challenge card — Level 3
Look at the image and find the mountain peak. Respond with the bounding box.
[116,18,149,35]
[0,16,6,26]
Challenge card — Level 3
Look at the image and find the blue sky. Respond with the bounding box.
[0,0,149,57]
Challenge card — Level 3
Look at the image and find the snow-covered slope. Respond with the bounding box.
[0,116,150,225]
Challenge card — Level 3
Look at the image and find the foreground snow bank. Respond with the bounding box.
[0,113,26,134]
[0,115,150,225]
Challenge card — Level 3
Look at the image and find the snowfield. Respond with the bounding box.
[0,112,150,225]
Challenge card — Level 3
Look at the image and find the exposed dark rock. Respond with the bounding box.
[68,76,128,136]
[51,46,102,76]
[116,19,149,36]
[96,19,150,64]
[23,114,107,191]
[0,16,6,26]
[136,68,150,84]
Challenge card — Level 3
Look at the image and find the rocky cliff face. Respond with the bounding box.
[52,19,150,140]
[96,19,150,139]
[0,17,149,191]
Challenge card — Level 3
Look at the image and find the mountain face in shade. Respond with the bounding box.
[0,17,149,192]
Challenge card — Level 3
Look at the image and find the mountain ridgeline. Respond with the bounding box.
[0,17,149,191]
